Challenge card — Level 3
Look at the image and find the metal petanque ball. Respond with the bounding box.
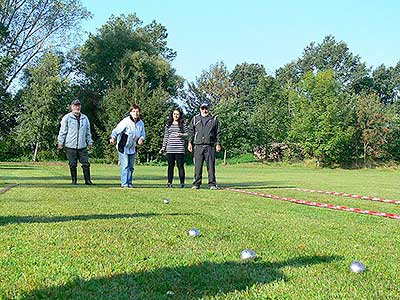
[349,261,366,273]
[240,249,257,261]
[188,228,200,237]
[163,198,170,204]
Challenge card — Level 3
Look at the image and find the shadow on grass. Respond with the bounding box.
[15,255,341,300]
[0,175,166,181]
[7,183,189,189]
[220,181,296,190]
[0,166,38,170]
[0,212,191,226]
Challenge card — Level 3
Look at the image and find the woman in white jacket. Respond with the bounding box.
[110,104,145,188]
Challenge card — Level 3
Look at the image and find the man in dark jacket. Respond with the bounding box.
[188,101,222,189]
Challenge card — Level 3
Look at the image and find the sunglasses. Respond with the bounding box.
[201,107,209,110]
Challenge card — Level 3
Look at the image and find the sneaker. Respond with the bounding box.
[167,183,173,188]
[180,183,185,188]
[192,185,200,189]
[128,184,133,188]
[209,186,218,190]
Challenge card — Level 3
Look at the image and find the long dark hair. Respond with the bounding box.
[167,107,185,132]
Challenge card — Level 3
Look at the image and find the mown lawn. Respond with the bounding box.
[0,162,399,300]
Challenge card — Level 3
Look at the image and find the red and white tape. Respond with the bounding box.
[288,188,400,205]
[224,188,400,220]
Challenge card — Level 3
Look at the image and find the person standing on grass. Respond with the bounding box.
[110,104,145,188]
[57,99,94,185]
[159,108,189,188]
[188,101,222,190]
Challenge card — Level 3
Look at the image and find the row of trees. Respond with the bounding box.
[185,36,400,166]
[1,1,400,166]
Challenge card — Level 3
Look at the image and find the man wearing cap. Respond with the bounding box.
[57,99,94,185]
[188,101,222,189]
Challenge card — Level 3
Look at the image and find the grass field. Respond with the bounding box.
[0,162,399,300]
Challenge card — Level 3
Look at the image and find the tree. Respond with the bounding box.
[371,63,400,105]
[230,62,266,108]
[78,14,177,95]
[184,61,236,118]
[276,35,369,92]
[78,14,183,159]
[288,70,356,165]
[355,93,394,165]
[15,52,70,161]
[0,0,90,91]
[252,76,290,149]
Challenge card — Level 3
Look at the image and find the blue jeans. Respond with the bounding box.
[118,152,136,187]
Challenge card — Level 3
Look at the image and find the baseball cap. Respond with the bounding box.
[200,101,209,108]
[71,99,81,105]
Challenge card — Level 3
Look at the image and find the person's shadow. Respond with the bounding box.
[17,255,340,300]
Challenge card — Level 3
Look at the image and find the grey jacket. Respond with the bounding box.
[189,114,221,145]
[58,112,93,149]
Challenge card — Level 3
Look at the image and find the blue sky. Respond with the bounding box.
[80,0,400,82]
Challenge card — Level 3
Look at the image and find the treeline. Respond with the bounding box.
[1,1,399,166]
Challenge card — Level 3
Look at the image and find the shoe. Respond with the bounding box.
[209,186,218,190]
[85,180,93,185]
[192,185,200,189]
[180,183,185,188]
[128,184,133,188]
[167,183,173,188]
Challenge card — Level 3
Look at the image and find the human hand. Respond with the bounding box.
[216,144,222,152]
[159,148,166,155]
[138,137,144,145]
[188,142,193,153]
[109,138,116,145]
[57,143,63,149]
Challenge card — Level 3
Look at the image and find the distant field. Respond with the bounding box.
[0,162,399,299]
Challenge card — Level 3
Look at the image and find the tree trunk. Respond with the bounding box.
[223,149,227,165]
[33,141,39,162]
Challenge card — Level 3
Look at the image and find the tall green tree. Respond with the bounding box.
[371,63,400,105]
[15,52,70,161]
[276,35,369,92]
[185,61,236,118]
[252,76,290,149]
[78,14,182,160]
[289,70,356,165]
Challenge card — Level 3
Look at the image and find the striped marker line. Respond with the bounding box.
[288,188,400,205]
[224,188,400,220]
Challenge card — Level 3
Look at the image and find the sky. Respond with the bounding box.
[80,0,400,82]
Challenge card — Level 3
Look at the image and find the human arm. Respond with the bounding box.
[110,119,126,144]
[137,122,146,145]
[215,117,222,152]
[57,115,68,149]
[86,117,93,148]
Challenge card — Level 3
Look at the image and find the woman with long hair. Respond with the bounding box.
[160,108,188,188]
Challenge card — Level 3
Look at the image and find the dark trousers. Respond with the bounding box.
[193,144,216,187]
[166,153,185,184]
[66,147,90,168]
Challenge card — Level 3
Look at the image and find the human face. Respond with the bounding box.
[71,104,81,115]
[173,110,180,122]
[200,106,209,117]
[130,108,140,120]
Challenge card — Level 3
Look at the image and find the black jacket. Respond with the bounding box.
[189,114,221,145]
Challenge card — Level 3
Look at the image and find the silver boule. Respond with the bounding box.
[188,228,200,237]
[350,261,366,273]
[240,249,257,260]
[163,198,170,204]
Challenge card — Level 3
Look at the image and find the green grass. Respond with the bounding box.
[0,162,399,300]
